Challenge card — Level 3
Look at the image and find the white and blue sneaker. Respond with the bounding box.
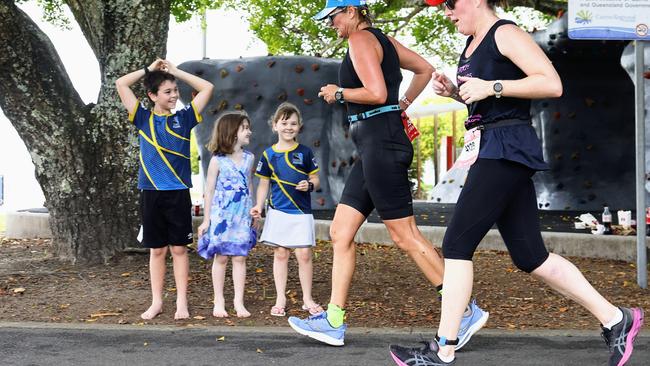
[455,299,489,351]
[288,312,347,346]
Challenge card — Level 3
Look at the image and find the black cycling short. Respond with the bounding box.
[140,189,193,248]
[442,158,549,273]
[339,112,414,220]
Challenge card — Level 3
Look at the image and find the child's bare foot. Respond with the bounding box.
[213,305,229,318]
[174,309,189,320]
[141,303,163,320]
[174,301,189,320]
[234,304,251,318]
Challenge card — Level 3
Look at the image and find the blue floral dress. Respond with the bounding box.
[198,151,256,259]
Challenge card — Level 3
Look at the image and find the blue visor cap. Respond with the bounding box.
[312,0,367,20]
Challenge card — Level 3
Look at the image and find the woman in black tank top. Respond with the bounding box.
[390,0,645,365]
[288,1,488,349]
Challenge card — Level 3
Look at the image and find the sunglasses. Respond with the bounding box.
[444,0,456,10]
[326,8,345,26]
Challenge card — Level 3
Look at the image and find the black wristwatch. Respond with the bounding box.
[493,80,503,98]
[308,182,314,192]
[144,66,150,75]
[334,87,344,104]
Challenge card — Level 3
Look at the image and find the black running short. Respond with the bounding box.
[339,112,414,220]
[139,189,193,248]
[441,158,549,273]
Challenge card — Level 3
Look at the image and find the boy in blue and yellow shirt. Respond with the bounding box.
[116,59,213,320]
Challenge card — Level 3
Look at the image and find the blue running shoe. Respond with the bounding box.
[288,312,347,346]
[455,299,489,351]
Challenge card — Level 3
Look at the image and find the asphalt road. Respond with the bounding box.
[1,323,648,365]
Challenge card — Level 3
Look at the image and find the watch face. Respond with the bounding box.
[335,91,343,100]
[494,82,503,93]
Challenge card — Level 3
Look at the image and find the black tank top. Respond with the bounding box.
[457,19,530,127]
[339,27,403,116]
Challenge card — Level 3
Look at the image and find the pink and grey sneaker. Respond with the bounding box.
[601,307,644,366]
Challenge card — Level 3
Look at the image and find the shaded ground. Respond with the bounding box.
[1,237,649,330]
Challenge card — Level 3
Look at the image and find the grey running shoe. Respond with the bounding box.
[389,341,455,366]
[601,307,644,366]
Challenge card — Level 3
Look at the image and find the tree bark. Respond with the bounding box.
[0,0,171,264]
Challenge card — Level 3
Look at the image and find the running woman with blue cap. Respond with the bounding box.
[288,0,488,348]
[389,0,644,365]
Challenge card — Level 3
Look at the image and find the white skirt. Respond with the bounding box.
[260,207,315,248]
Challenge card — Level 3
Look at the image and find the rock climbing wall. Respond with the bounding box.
[432,15,649,211]
[177,56,356,210]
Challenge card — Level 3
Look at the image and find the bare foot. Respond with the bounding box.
[174,302,189,320]
[174,309,189,320]
[234,304,251,318]
[141,303,163,320]
[213,305,229,318]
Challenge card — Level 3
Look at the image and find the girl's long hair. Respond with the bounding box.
[206,111,249,155]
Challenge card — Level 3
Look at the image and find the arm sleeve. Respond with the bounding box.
[306,148,319,175]
[255,152,272,178]
[176,101,203,131]
[129,101,150,131]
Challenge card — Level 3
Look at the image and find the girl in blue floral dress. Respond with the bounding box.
[198,112,256,318]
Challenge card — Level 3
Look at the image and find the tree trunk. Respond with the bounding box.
[0,0,171,264]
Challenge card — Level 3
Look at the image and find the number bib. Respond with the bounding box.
[401,111,420,141]
[454,127,481,168]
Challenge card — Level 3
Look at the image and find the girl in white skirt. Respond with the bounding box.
[250,102,324,317]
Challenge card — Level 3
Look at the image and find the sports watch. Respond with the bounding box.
[493,80,503,99]
[334,87,345,104]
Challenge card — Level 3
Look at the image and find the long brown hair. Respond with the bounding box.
[206,112,249,155]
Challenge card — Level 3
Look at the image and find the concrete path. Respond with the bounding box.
[1,323,648,365]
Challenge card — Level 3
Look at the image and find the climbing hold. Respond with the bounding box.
[277,91,287,101]
[304,99,313,105]
[267,60,276,68]
[314,140,321,147]
[295,65,304,73]
[218,100,228,111]
[220,69,229,78]
[311,64,320,71]
[331,161,337,168]
[317,197,326,206]
[296,88,305,96]
[584,98,595,107]
[235,65,244,72]
[234,104,243,110]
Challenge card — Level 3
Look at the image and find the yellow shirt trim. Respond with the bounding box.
[139,150,158,189]
[148,113,188,188]
[128,100,140,122]
[191,101,203,123]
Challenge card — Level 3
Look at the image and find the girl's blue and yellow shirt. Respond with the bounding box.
[255,143,319,215]
[129,100,202,190]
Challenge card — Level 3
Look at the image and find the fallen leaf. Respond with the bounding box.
[193,315,206,320]
[90,312,121,318]
[120,272,131,277]
[255,268,264,273]
[13,287,25,293]
[256,348,263,353]
[143,342,148,346]
[217,336,225,341]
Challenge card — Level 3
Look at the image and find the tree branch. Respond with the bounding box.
[0,0,86,148]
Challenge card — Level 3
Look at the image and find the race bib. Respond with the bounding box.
[401,111,420,141]
[454,127,481,168]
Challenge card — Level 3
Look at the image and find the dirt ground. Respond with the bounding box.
[1,237,649,331]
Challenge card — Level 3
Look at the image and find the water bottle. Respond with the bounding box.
[602,206,612,235]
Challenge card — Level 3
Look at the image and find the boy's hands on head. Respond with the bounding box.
[162,60,178,75]
[148,58,165,72]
